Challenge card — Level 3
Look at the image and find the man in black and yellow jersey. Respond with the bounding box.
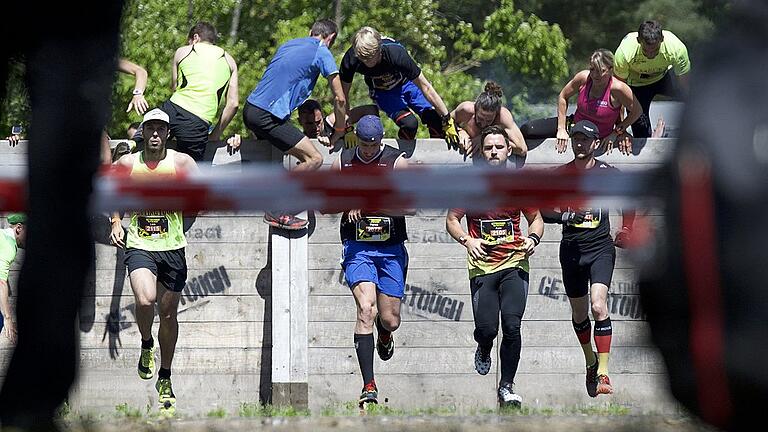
[446,125,543,409]
[541,120,635,399]
[110,108,199,416]
[136,22,239,161]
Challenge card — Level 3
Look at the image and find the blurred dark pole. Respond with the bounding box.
[0,1,123,430]
[639,1,768,430]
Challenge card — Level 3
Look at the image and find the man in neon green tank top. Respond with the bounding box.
[110,108,199,416]
[136,22,239,162]
[614,20,690,138]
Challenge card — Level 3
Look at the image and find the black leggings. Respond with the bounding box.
[630,71,681,138]
[470,267,529,384]
[519,115,573,140]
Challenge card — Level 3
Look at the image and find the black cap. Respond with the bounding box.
[570,120,600,139]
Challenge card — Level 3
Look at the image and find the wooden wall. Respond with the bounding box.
[0,138,680,414]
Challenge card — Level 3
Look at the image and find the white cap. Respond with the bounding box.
[141,108,170,126]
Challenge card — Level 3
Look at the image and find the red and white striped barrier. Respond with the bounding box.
[1,164,658,213]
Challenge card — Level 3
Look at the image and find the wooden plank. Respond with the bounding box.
[308,243,637,270]
[289,218,309,383]
[309,373,497,411]
[308,346,665,375]
[272,228,292,383]
[68,371,269,414]
[76,347,268,374]
[308,214,663,245]
[309,294,647,322]
[76,321,270,350]
[76,295,269,323]
[524,138,674,165]
[309,320,652,348]
[93,243,269,270]
[308,268,640,296]
[308,372,677,412]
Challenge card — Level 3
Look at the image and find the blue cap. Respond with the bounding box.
[355,115,385,142]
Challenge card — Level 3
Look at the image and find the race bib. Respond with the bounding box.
[570,208,602,229]
[356,217,392,242]
[480,219,516,245]
[137,215,169,239]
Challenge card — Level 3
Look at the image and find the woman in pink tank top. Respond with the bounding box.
[520,49,642,155]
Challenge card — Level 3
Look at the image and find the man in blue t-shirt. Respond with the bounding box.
[243,19,348,230]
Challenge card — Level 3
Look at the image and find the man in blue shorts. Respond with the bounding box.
[244,19,348,230]
[331,115,413,408]
[339,26,459,146]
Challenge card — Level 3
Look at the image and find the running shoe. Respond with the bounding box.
[156,378,176,416]
[498,382,522,409]
[358,380,378,408]
[597,374,614,395]
[586,352,599,398]
[263,212,308,230]
[375,316,394,361]
[138,345,156,380]
[474,345,492,375]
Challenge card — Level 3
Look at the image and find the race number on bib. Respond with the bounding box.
[356,217,392,242]
[571,208,602,229]
[480,219,516,245]
[137,215,169,239]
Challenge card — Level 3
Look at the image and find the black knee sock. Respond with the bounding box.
[354,333,375,385]
[141,337,154,349]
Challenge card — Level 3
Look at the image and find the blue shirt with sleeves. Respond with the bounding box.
[246,37,338,120]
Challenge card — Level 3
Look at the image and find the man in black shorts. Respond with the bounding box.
[134,22,239,161]
[542,120,635,398]
[110,108,199,415]
[243,19,347,230]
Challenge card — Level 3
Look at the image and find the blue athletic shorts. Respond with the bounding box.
[372,80,434,120]
[342,241,409,298]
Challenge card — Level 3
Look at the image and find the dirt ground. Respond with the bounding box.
[64,415,719,432]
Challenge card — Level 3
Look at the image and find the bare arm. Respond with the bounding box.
[520,208,544,255]
[557,71,587,131]
[118,58,149,115]
[170,46,189,90]
[327,74,348,145]
[0,279,15,343]
[446,209,489,261]
[613,81,642,130]
[341,81,353,112]
[677,73,689,97]
[412,73,450,117]
[499,107,527,157]
[209,53,240,141]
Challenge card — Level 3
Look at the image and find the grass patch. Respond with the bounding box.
[207,407,228,418]
[566,403,631,416]
[238,403,310,418]
[113,403,144,419]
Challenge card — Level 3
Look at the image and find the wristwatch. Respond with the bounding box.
[459,236,468,245]
[132,89,144,96]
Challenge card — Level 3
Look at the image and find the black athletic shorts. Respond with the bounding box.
[124,247,188,292]
[559,240,616,298]
[133,100,210,161]
[243,102,304,152]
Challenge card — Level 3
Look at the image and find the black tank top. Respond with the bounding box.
[339,145,408,245]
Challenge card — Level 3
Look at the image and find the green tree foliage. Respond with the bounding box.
[1,0,731,137]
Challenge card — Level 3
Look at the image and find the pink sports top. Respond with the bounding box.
[573,76,620,138]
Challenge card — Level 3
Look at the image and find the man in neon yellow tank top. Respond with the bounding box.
[110,108,199,416]
[614,20,690,138]
[136,22,239,162]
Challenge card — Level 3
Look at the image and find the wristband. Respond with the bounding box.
[333,126,347,132]
[528,232,541,246]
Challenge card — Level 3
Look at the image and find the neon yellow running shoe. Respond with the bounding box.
[156,378,176,416]
[138,346,155,380]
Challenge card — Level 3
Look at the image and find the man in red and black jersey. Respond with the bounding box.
[541,120,635,398]
[331,115,413,408]
[446,125,544,409]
